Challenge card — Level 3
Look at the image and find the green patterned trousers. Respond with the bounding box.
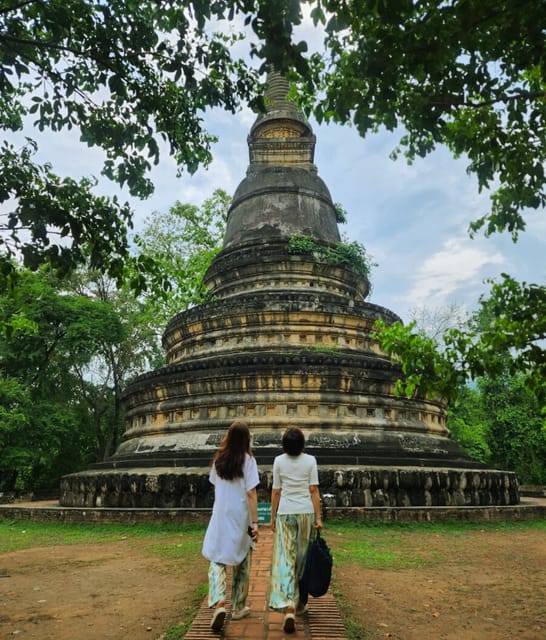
[269,513,314,611]
[208,550,252,610]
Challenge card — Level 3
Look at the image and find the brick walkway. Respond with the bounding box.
[184,527,347,640]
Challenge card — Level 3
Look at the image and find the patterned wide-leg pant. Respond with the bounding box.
[208,550,252,610]
[268,513,314,611]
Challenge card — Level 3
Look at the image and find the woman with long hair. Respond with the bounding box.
[268,427,323,633]
[202,421,260,631]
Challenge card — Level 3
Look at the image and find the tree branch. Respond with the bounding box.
[0,33,89,58]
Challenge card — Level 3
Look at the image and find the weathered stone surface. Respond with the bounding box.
[223,170,340,249]
[60,468,216,509]
[59,465,519,509]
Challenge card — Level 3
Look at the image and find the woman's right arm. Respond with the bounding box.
[270,488,281,532]
[309,484,323,530]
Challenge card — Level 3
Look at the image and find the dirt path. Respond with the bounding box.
[0,525,544,640]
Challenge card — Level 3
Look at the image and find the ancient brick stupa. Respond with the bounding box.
[60,74,519,509]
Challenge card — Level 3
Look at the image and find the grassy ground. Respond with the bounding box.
[0,520,206,554]
[327,518,546,569]
[0,519,209,640]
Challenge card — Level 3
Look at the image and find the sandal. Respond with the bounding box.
[210,606,226,631]
[231,606,251,620]
[283,612,296,633]
[295,602,308,616]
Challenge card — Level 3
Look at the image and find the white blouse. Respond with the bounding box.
[202,454,259,565]
[272,452,319,515]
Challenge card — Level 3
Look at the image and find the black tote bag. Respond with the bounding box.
[298,530,333,605]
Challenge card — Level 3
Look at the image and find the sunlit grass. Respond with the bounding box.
[0,520,206,554]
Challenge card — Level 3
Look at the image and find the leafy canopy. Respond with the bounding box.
[0,0,260,289]
[296,0,546,240]
[133,188,229,331]
[0,190,229,490]
[2,0,545,291]
[375,274,546,409]
[0,266,124,489]
[448,372,546,484]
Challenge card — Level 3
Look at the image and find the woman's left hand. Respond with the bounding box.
[251,523,259,541]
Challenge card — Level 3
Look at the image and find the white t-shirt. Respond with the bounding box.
[202,454,260,565]
[272,452,319,515]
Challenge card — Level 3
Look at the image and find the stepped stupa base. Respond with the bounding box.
[60,464,519,509]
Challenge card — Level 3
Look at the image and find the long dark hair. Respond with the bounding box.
[213,421,252,480]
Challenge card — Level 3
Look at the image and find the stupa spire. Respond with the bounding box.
[247,71,315,169]
[218,71,338,252]
[260,71,305,118]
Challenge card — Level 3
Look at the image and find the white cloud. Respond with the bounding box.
[402,237,505,309]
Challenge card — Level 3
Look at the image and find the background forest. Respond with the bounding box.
[0,191,228,493]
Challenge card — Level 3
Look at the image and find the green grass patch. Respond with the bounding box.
[146,532,204,559]
[324,518,546,570]
[326,518,546,535]
[0,520,206,554]
[327,527,418,569]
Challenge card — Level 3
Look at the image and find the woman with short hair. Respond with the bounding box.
[269,427,323,633]
[202,421,259,631]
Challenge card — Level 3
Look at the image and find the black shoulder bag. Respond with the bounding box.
[298,530,333,605]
